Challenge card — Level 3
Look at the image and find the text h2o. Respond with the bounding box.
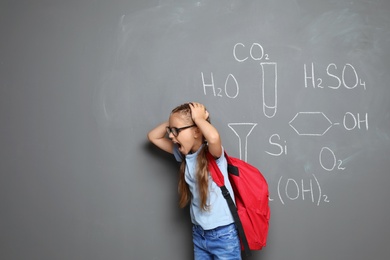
[201,72,239,98]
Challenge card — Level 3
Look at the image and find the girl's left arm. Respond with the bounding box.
[190,102,222,158]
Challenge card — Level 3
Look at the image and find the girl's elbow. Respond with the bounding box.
[147,132,155,143]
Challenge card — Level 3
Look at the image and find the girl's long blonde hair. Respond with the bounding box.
[172,103,210,211]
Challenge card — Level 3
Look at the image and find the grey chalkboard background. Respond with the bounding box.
[1,0,390,259]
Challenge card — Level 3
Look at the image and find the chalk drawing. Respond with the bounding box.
[319,147,346,171]
[265,133,287,156]
[277,174,329,206]
[289,111,368,136]
[261,62,278,118]
[228,123,257,162]
[201,72,239,98]
[289,112,333,136]
[304,62,366,90]
[233,42,270,62]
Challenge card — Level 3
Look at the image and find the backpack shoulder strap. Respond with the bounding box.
[207,151,251,256]
[206,152,225,187]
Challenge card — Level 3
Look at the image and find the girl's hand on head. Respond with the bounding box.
[190,102,209,122]
[189,102,221,157]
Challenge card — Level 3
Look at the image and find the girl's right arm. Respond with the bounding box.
[147,121,174,154]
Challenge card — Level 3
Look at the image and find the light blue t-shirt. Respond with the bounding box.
[173,144,235,230]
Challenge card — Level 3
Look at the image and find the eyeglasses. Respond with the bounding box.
[166,124,196,137]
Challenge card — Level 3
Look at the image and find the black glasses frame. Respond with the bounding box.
[166,124,196,137]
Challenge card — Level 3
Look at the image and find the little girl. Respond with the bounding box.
[147,102,241,260]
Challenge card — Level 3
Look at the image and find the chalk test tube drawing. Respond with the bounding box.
[228,123,257,162]
[261,62,278,118]
[289,112,334,136]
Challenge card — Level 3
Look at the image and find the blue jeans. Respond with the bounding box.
[192,223,241,260]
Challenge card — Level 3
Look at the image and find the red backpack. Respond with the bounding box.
[207,152,270,256]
